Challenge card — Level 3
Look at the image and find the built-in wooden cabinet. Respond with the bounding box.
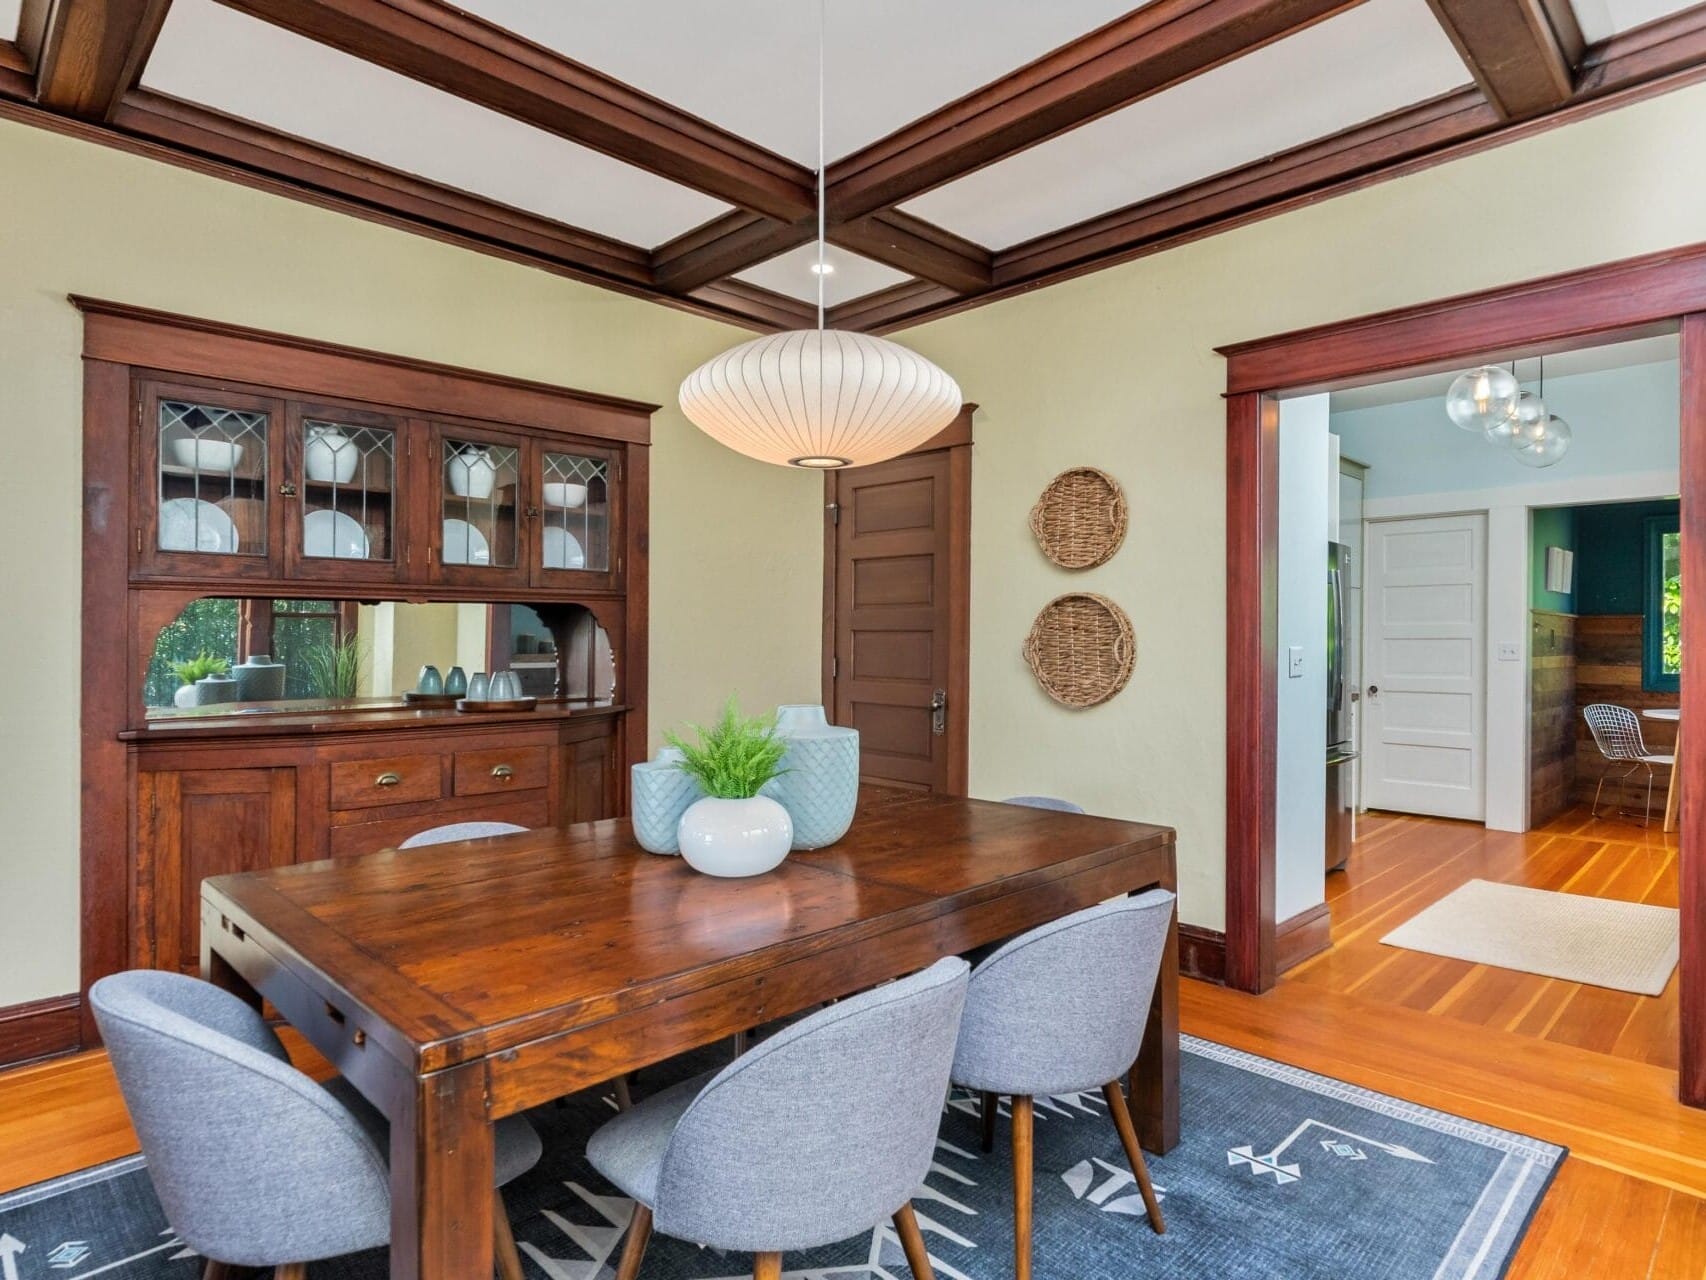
[79,297,655,1032]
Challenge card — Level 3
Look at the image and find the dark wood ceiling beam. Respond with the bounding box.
[828,281,960,333]
[651,211,813,294]
[685,280,817,331]
[113,90,654,284]
[0,42,33,98]
[212,0,817,221]
[834,211,992,292]
[1424,0,1578,119]
[825,0,1365,222]
[22,0,172,120]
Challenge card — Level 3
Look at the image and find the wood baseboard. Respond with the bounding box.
[1276,903,1333,974]
[0,994,82,1068]
[1179,924,1226,985]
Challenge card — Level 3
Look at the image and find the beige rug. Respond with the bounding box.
[1381,879,1680,996]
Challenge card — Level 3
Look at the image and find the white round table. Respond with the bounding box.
[1643,707,1681,832]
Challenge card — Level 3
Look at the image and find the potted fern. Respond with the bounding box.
[170,651,234,708]
[667,698,794,877]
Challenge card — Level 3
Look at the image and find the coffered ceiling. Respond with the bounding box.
[3,0,1705,334]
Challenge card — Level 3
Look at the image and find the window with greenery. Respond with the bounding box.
[145,598,354,708]
[1644,515,1681,693]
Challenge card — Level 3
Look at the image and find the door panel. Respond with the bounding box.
[830,450,963,792]
[1362,513,1486,820]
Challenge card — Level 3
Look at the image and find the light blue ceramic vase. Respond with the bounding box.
[631,746,701,855]
[764,704,859,850]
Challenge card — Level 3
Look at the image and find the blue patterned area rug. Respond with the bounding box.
[0,1035,1560,1279]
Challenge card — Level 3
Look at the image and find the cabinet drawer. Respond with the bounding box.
[329,753,443,810]
[329,794,551,858]
[455,745,550,797]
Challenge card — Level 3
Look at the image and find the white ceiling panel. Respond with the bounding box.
[901,0,1469,249]
[0,0,19,43]
[1570,0,1699,41]
[733,243,912,307]
[141,0,731,247]
[452,0,1146,165]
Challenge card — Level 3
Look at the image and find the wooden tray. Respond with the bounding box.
[402,691,459,708]
[456,697,538,713]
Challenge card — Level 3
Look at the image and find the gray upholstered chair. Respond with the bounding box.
[1001,795,1086,813]
[90,969,541,1280]
[399,819,530,848]
[587,956,970,1280]
[952,891,1175,1280]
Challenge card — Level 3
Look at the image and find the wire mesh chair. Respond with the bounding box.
[1583,703,1675,826]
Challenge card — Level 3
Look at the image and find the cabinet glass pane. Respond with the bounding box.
[442,439,519,568]
[302,420,396,562]
[157,400,268,554]
[540,452,611,573]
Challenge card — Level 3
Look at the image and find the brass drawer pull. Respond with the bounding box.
[375,771,402,788]
[491,764,514,781]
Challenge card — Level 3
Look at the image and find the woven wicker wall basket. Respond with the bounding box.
[1023,592,1135,708]
[1029,467,1127,569]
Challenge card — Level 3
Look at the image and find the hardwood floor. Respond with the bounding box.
[1292,805,1680,1070]
[0,807,1697,1274]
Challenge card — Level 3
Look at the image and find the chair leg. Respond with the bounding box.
[1644,765,1657,828]
[893,1203,935,1280]
[201,1264,236,1280]
[980,1091,997,1153]
[1592,772,1608,819]
[493,1188,526,1280]
[1012,1095,1034,1280]
[274,1267,306,1280]
[1103,1080,1166,1234]
[614,1203,652,1280]
[614,1074,634,1111]
[753,1252,783,1280]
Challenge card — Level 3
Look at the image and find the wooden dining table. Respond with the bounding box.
[199,786,1179,1280]
[1644,707,1682,832]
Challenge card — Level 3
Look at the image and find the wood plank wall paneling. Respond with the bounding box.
[1529,610,1577,826]
[1574,614,1678,807]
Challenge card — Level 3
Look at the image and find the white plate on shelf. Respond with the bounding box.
[160,498,239,553]
[304,509,370,559]
[543,526,585,570]
[442,518,491,566]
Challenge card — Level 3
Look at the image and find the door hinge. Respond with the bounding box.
[827,502,840,525]
[832,656,839,678]
[136,529,143,553]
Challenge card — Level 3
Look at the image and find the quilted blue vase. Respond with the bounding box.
[631,747,701,855]
[764,704,860,851]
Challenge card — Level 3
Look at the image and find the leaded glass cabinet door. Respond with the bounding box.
[532,444,618,588]
[136,380,284,580]
[432,423,527,585]
[283,403,404,583]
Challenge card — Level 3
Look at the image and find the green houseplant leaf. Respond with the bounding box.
[665,697,788,800]
[303,635,367,699]
[169,650,231,685]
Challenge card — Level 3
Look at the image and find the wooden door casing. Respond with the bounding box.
[827,441,969,793]
[136,767,296,974]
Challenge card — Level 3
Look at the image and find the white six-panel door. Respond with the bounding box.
[1361,513,1487,820]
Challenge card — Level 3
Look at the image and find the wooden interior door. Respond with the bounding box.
[827,447,968,792]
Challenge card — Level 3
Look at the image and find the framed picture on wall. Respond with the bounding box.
[1545,546,1575,595]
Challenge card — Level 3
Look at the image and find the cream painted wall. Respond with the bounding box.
[899,84,1706,931]
[0,119,824,1006]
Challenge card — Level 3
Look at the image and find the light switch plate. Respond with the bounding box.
[1497,642,1521,662]
[1288,646,1305,677]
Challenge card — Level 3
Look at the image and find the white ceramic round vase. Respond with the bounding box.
[448,448,497,499]
[305,427,360,484]
[677,795,794,878]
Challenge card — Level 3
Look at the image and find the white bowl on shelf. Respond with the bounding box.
[543,482,588,509]
[170,437,245,473]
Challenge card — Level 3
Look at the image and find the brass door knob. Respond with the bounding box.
[376,771,401,787]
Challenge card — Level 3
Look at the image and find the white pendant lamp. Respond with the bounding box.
[678,1,960,470]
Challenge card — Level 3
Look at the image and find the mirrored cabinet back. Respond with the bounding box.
[76,298,654,1031]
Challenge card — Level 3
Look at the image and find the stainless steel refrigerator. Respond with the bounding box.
[1326,541,1357,872]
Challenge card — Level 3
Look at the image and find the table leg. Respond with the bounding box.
[389,1062,494,1280]
[1130,902,1180,1154]
[1666,724,1683,834]
[200,920,262,1012]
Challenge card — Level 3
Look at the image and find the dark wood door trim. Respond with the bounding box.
[821,407,974,795]
[1218,241,1706,1110]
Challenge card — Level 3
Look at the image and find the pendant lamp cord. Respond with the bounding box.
[816,0,826,331]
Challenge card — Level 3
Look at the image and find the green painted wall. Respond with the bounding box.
[1530,507,1577,612]
[1575,499,1680,615]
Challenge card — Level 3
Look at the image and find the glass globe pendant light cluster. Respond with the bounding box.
[1444,359,1571,468]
